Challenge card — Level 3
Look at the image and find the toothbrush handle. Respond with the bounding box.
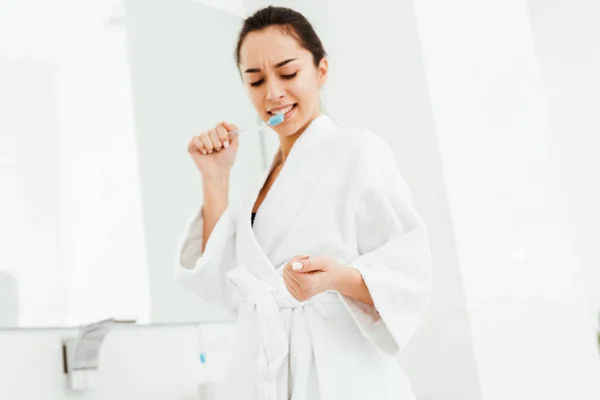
[229,124,266,138]
[229,128,250,137]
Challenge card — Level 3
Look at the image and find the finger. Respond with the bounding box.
[191,136,208,155]
[288,288,301,302]
[297,257,324,274]
[187,137,196,153]
[222,121,239,133]
[222,121,240,146]
[283,273,302,301]
[199,132,214,153]
[284,267,302,286]
[285,280,301,302]
[286,254,311,271]
[291,258,313,272]
[208,129,222,152]
[215,124,230,149]
[187,136,200,153]
[222,122,241,150]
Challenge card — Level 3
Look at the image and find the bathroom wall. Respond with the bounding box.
[413,0,600,398]
[526,0,600,318]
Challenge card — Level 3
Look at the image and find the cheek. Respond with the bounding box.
[248,89,265,109]
[291,77,319,105]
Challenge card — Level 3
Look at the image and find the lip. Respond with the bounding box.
[267,103,296,114]
[282,104,296,120]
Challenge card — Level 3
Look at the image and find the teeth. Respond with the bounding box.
[272,105,293,115]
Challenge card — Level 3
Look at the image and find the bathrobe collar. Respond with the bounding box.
[236,114,339,288]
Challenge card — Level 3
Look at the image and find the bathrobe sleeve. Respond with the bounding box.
[175,205,237,312]
[340,135,433,356]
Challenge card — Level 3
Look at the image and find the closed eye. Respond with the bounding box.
[250,72,297,87]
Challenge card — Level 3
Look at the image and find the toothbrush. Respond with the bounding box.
[199,352,210,382]
[230,113,285,138]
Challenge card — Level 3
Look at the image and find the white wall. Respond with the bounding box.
[413,0,600,399]
[0,0,123,62]
[242,1,484,399]
[526,0,600,319]
[190,0,245,16]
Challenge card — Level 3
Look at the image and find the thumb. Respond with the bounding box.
[291,256,318,272]
[288,254,311,271]
[222,121,240,149]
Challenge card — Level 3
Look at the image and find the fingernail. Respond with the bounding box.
[292,262,303,271]
[202,149,207,155]
[223,141,230,148]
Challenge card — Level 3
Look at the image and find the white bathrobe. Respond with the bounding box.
[176,115,433,400]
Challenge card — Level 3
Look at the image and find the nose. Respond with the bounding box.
[266,78,285,102]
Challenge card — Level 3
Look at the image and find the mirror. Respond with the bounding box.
[0,0,278,328]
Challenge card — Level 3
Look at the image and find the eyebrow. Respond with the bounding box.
[244,58,298,73]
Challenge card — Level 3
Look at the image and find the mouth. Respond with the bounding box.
[267,103,297,117]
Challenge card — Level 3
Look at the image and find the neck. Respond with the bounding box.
[278,112,321,163]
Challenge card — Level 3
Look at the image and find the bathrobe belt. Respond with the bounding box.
[227,267,339,400]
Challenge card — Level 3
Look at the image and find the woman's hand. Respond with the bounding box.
[282,255,347,302]
[187,121,239,178]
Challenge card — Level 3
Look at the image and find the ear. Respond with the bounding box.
[318,57,329,86]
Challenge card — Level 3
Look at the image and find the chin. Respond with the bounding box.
[274,126,297,138]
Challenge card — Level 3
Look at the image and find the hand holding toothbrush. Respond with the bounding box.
[187,114,286,179]
[188,121,240,179]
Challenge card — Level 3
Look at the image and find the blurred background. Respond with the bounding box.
[0,0,599,399]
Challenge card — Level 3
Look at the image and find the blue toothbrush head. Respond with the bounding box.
[267,113,285,126]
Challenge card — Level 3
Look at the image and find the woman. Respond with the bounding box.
[177,6,433,400]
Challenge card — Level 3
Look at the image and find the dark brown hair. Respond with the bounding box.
[235,6,327,68]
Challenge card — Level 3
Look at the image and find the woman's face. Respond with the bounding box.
[239,26,328,138]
